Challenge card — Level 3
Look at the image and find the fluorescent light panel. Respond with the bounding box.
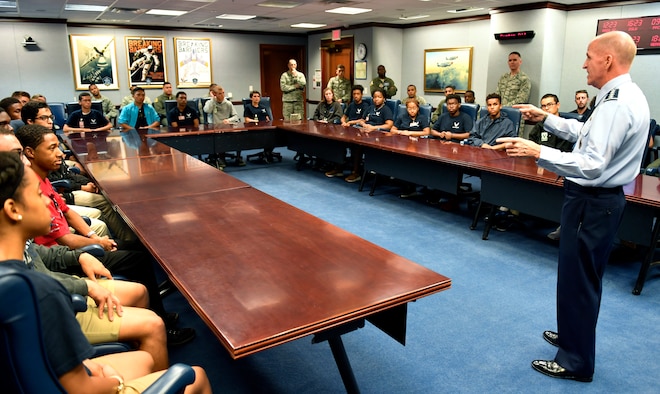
[258,1,301,9]
[146,9,188,16]
[325,7,371,15]
[216,14,256,20]
[65,4,108,12]
[0,0,16,8]
[291,23,326,28]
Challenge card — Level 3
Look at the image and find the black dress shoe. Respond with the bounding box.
[543,330,559,347]
[167,327,196,347]
[531,360,592,382]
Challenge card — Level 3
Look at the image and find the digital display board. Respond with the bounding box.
[597,16,660,51]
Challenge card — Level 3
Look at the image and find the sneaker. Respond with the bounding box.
[547,226,561,241]
[167,327,196,347]
[400,190,419,198]
[345,173,361,183]
[325,169,344,178]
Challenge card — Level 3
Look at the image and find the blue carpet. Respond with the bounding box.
[162,148,660,393]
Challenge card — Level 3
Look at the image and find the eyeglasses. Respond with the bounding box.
[540,102,557,109]
[36,115,55,122]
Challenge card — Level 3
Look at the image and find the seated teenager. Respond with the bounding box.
[22,100,135,242]
[313,88,343,124]
[465,93,516,150]
[356,89,394,132]
[244,90,271,124]
[430,94,473,142]
[343,89,394,183]
[391,98,431,137]
[63,92,112,133]
[391,98,432,197]
[14,124,196,346]
[324,85,371,180]
[167,91,200,128]
[0,151,211,394]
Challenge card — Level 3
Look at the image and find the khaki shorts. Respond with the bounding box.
[120,371,164,393]
[76,280,122,343]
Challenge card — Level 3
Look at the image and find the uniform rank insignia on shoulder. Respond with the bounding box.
[604,88,619,102]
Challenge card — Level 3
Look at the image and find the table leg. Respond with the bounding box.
[482,205,496,240]
[633,216,660,295]
[328,335,360,394]
[312,320,365,394]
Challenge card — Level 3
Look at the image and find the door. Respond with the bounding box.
[320,37,354,101]
[260,44,306,120]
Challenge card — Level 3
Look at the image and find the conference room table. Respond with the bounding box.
[64,128,452,393]
[68,121,660,296]
[275,123,660,295]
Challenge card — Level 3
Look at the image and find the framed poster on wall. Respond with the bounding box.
[423,47,473,93]
[69,34,119,90]
[173,38,213,88]
[126,37,167,88]
[354,60,367,80]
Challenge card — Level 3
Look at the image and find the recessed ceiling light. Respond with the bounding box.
[65,4,108,12]
[258,1,301,8]
[216,14,257,20]
[291,23,326,28]
[447,7,484,14]
[399,14,430,21]
[146,9,188,16]
[0,0,17,8]
[325,7,372,15]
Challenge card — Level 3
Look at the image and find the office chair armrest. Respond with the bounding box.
[71,294,88,313]
[50,179,73,191]
[143,363,196,394]
[79,244,105,258]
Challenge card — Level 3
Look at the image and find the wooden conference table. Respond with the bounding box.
[142,121,660,295]
[64,128,452,393]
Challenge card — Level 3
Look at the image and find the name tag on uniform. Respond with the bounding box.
[541,131,549,142]
[178,115,185,120]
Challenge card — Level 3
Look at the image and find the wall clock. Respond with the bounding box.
[356,43,367,60]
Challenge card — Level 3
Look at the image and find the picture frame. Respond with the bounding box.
[424,47,473,93]
[173,38,213,88]
[69,34,119,90]
[354,60,367,80]
[126,37,167,88]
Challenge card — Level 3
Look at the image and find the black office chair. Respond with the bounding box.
[164,99,178,120]
[385,99,400,122]
[397,103,432,125]
[442,102,479,124]
[49,102,67,130]
[642,119,659,174]
[0,265,196,393]
[242,97,283,164]
[558,111,584,121]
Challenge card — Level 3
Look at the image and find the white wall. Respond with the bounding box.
[401,19,491,106]
[2,1,658,120]
[0,21,74,101]
[560,3,660,119]
[0,21,305,106]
